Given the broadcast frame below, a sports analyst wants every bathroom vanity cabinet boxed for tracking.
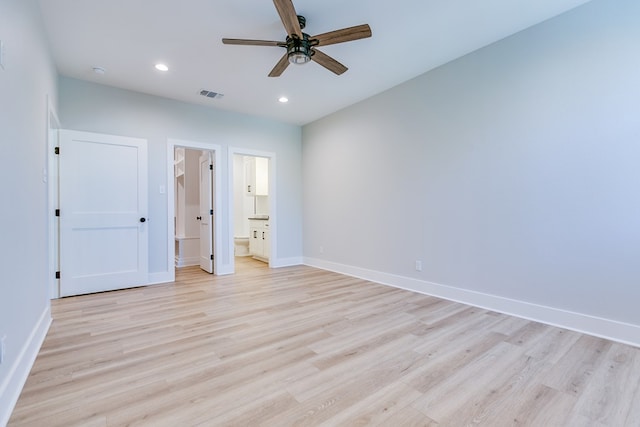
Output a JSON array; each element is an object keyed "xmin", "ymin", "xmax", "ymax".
[{"xmin": 249, "ymin": 218, "xmax": 270, "ymax": 261}]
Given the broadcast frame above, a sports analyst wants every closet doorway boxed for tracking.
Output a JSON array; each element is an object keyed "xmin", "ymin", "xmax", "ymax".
[{"xmin": 168, "ymin": 140, "xmax": 222, "ymax": 278}]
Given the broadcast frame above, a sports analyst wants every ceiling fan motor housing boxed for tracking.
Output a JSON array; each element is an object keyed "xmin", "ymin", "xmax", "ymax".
[{"xmin": 286, "ymin": 32, "xmax": 316, "ymax": 64}]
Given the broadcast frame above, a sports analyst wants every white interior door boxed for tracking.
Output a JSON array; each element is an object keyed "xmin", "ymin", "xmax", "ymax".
[
  {"xmin": 59, "ymin": 130, "xmax": 148, "ymax": 297},
  {"xmin": 199, "ymin": 152, "xmax": 214, "ymax": 273}
]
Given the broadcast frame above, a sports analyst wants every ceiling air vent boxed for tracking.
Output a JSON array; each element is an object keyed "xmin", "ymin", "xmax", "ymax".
[{"xmin": 199, "ymin": 89, "xmax": 224, "ymax": 100}]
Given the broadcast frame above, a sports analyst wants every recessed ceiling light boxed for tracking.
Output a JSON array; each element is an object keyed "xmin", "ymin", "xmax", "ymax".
[
  {"xmin": 278, "ymin": 97, "xmax": 289, "ymax": 103},
  {"xmin": 155, "ymin": 63, "xmax": 169, "ymax": 71},
  {"xmin": 92, "ymin": 66, "xmax": 106, "ymax": 75}
]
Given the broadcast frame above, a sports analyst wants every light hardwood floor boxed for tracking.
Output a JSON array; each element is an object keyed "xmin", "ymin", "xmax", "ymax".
[{"xmin": 9, "ymin": 258, "xmax": 640, "ymax": 426}]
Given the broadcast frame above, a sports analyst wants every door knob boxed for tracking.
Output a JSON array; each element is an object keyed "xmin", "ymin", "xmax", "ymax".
[{"xmin": 139, "ymin": 218, "xmax": 146, "ymax": 223}]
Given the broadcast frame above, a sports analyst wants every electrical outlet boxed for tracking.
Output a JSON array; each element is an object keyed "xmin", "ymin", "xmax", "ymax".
[
  {"xmin": 415, "ymin": 260, "xmax": 423, "ymax": 271},
  {"xmin": 0, "ymin": 335, "xmax": 6, "ymax": 364}
]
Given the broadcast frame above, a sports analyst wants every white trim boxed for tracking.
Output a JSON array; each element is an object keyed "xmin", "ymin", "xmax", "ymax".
[
  {"xmin": 228, "ymin": 148, "xmax": 277, "ymax": 273},
  {"xmin": 216, "ymin": 265, "xmax": 234, "ymax": 276},
  {"xmin": 270, "ymin": 257, "xmax": 303, "ymax": 268},
  {"xmin": 304, "ymin": 257, "xmax": 640, "ymax": 348},
  {"xmin": 0, "ymin": 306, "xmax": 51, "ymax": 427},
  {"xmin": 147, "ymin": 272, "xmax": 173, "ymax": 285},
  {"xmin": 167, "ymin": 139, "xmax": 224, "ymax": 280}
]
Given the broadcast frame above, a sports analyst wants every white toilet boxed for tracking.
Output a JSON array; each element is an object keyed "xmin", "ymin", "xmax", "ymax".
[{"xmin": 234, "ymin": 236, "xmax": 250, "ymax": 256}]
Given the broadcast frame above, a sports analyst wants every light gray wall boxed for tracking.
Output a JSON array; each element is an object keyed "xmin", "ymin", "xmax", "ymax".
[
  {"xmin": 0, "ymin": 0, "xmax": 58, "ymax": 421},
  {"xmin": 302, "ymin": 0, "xmax": 640, "ymax": 328},
  {"xmin": 58, "ymin": 77, "xmax": 303, "ymax": 275}
]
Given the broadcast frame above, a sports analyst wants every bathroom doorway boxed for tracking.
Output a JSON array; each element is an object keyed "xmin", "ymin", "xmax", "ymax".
[{"xmin": 230, "ymin": 148, "xmax": 275, "ymax": 273}]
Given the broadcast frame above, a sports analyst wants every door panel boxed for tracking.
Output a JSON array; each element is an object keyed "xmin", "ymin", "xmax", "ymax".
[
  {"xmin": 199, "ymin": 152, "xmax": 214, "ymax": 273},
  {"xmin": 59, "ymin": 130, "xmax": 148, "ymax": 297}
]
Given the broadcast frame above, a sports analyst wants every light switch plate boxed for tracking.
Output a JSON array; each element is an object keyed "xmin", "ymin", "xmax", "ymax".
[
  {"xmin": 0, "ymin": 40, "xmax": 5, "ymax": 70},
  {"xmin": 0, "ymin": 335, "xmax": 6, "ymax": 364}
]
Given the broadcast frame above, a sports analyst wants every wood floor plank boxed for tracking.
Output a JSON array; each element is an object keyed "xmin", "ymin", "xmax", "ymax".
[
  {"xmin": 8, "ymin": 257, "xmax": 640, "ymax": 426},
  {"xmin": 565, "ymin": 343, "xmax": 640, "ymax": 425},
  {"xmin": 542, "ymin": 334, "xmax": 613, "ymax": 396},
  {"xmin": 410, "ymin": 340, "xmax": 527, "ymax": 420},
  {"xmin": 317, "ymin": 381, "xmax": 422, "ymax": 426},
  {"xmin": 268, "ymin": 350, "xmax": 426, "ymax": 426},
  {"xmin": 287, "ymin": 334, "xmax": 423, "ymax": 403}
]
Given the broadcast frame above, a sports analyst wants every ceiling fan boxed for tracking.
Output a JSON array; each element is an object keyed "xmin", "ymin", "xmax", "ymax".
[{"xmin": 222, "ymin": 0, "xmax": 372, "ymax": 77}]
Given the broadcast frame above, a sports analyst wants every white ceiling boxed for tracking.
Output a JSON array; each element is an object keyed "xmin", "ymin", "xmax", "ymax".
[{"xmin": 39, "ymin": 0, "xmax": 592, "ymax": 125}]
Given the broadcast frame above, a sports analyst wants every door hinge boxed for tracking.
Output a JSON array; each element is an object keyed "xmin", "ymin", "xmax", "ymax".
[
  {"xmin": 210, "ymin": 254, "xmax": 213, "ymax": 260},
  {"xmin": 209, "ymin": 164, "xmax": 213, "ymax": 170},
  {"xmin": 210, "ymin": 209, "xmax": 213, "ymax": 215},
  {"xmin": 55, "ymin": 209, "xmax": 60, "ymax": 217},
  {"xmin": 55, "ymin": 271, "xmax": 61, "ymax": 279},
  {"xmin": 54, "ymin": 147, "xmax": 60, "ymax": 155}
]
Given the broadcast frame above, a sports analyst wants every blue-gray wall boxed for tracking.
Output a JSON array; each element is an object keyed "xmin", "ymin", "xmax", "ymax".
[
  {"xmin": 58, "ymin": 77, "xmax": 303, "ymax": 276},
  {"xmin": 0, "ymin": 0, "xmax": 58, "ymax": 423},
  {"xmin": 303, "ymin": 0, "xmax": 640, "ymax": 342}
]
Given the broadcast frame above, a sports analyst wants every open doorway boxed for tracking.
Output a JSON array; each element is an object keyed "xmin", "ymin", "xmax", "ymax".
[
  {"xmin": 232, "ymin": 154, "xmax": 270, "ymax": 270},
  {"xmin": 174, "ymin": 147, "xmax": 215, "ymax": 272},
  {"xmin": 167, "ymin": 140, "xmax": 222, "ymax": 281},
  {"xmin": 229, "ymin": 148, "xmax": 276, "ymax": 274}
]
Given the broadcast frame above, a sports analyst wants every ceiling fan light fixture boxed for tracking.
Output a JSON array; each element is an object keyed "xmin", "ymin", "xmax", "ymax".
[
  {"xmin": 286, "ymin": 34, "xmax": 312, "ymax": 65},
  {"xmin": 288, "ymin": 50, "xmax": 311, "ymax": 65}
]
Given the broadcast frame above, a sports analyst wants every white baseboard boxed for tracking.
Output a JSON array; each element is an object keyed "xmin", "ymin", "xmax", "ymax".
[
  {"xmin": 304, "ymin": 257, "xmax": 640, "ymax": 348},
  {"xmin": 174, "ymin": 256, "xmax": 200, "ymax": 268},
  {"xmin": 271, "ymin": 256, "xmax": 303, "ymax": 268},
  {"xmin": 216, "ymin": 264, "xmax": 234, "ymax": 275},
  {"xmin": 0, "ymin": 305, "xmax": 52, "ymax": 427},
  {"xmin": 148, "ymin": 271, "xmax": 174, "ymax": 285}
]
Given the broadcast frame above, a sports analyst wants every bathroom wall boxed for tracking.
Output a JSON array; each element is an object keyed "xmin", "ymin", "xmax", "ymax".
[
  {"xmin": 233, "ymin": 155, "xmax": 255, "ymax": 238},
  {"xmin": 256, "ymin": 195, "xmax": 269, "ymax": 216}
]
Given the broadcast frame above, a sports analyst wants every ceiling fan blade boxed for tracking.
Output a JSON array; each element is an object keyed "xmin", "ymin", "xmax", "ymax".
[
  {"xmin": 312, "ymin": 24, "xmax": 372, "ymax": 47},
  {"xmin": 268, "ymin": 53, "xmax": 290, "ymax": 77},
  {"xmin": 273, "ymin": 0, "xmax": 302, "ymax": 39},
  {"xmin": 311, "ymin": 49, "xmax": 348, "ymax": 75},
  {"xmin": 222, "ymin": 38, "xmax": 286, "ymax": 47}
]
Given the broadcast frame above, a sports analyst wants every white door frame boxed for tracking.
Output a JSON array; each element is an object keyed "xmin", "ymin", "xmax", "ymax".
[
  {"xmin": 228, "ymin": 147, "xmax": 276, "ymax": 273},
  {"xmin": 46, "ymin": 96, "xmax": 61, "ymax": 299},
  {"xmin": 167, "ymin": 139, "xmax": 222, "ymax": 281}
]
